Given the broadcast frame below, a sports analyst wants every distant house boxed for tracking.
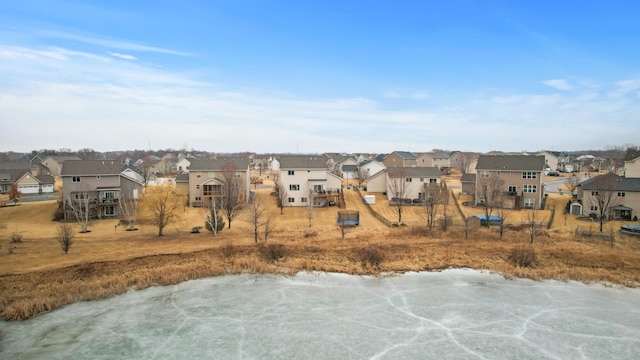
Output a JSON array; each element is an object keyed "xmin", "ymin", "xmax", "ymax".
[
  {"xmin": 417, "ymin": 152, "xmax": 450, "ymax": 169},
  {"xmin": 150, "ymin": 158, "xmax": 177, "ymax": 175},
  {"xmin": 449, "ymin": 152, "xmax": 479, "ymax": 174},
  {"xmin": 0, "ymin": 163, "xmax": 55, "ymax": 194},
  {"xmin": 61, "ymin": 160, "xmax": 144, "ymax": 219},
  {"xmin": 382, "ymin": 151, "xmax": 417, "ymax": 168},
  {"xmin": 175, "ymin": 173, "xmax": 189, "ymax": 196},
  {"xmin": 386, "ymin": 166, "xmax": 441, "ymax": 201},
  {"xmin": 41, "ymin": 155, "xmax": 81, "ymax": 177},
  {"xmin": 186, "ymin": 158, "xmax": 251, "ymax": 208},
  {"xmin": 577, "ymin": 172, "xmax": 640, "ymax": 220},
  {"xmin": 365, "ymin": 169, "xmax": 387, "ymax": 193},
  {"xmin": 537, "ymin": 151, "xmax": 561, "ymax": 171},
  {"xmin": 360, "ymin": 160, "xmax": 386, "ymax": 179},
  {"xmin": 460, "ymin": 173, "xmax": 476, "ymax": 195},
  {"xmin": 624, "ymin": 148, "xmax": 640, "ymax": 178},
  {"xmin": 475, "ymin": 155, "xmax": 545, "ymax": 209},
  {"xmin": 278, "ymin": 155, "xmax": 342, "ymax": 207}
]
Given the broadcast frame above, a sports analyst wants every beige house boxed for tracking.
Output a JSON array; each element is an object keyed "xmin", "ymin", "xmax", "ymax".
[
  {"xmin": 449, "ymin": 152, "xmax": 479, "ymax": 174},
  {"xmin": 624, "ymin": 149, "xmax": 640, "ymax": 178},
  {"xmin": 365, "ymin": 169, "xmax": 387, "ymax": 193},
  {"xmin": 417, "ymin": 152, "xmax": 450, "ymax": 169},
  {"xmin": 537, "ymin": 151, "xmax": 561, "ymax": 171},
  {"xmin": 475, "ymin": 155, "xmax": 545, "ymax": 209},
  {"xmin": 576, "ymin": 172, "xmax": 640, "ymax": 220},
  {"xmin": 41, "ymin": 155, "xmax": 81, "ymax": 177},
  {"xmin": 61, "ymin": 160, "xmax": 144, "ymax": 219},
  {"xmin": 0, "ymin": 163, "xmax": 55, "ymax": 194},
  {"xmin": 187, "ymin": 158, "xmax": 251, "ymax": 208},
  {"xmin": 383, "ymin": 151, "xmax": 417, "ymax": 168},
  {"xmin": 278, "ymin": 155, "xmax": 342, "ymax": 207}
]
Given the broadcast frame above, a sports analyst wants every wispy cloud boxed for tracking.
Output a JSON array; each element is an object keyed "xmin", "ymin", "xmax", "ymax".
[
  {"xmin": 608, "ymin": 78, "xmax": 640, "ymax": 98},
  {"xmin": 108, "ymin": 52, "xmax": 137, "ymax": 61},
  {"xmin": 542, "ymin": 79, "xmax": 572, "ymax": 90},
  {"xmin": 383, "ymin": 91, "xmax": 430, "ymax": 99}
]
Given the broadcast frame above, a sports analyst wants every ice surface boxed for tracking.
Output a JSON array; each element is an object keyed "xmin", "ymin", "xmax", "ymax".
[{"xmin": 1, "ymin": 269, "xmax": 639, "ymax": 359}]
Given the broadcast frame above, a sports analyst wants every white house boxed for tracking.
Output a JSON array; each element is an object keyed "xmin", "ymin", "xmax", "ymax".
[{"xmin": 278, "ymin": 155, "xmax": 342, "ymax": 207}]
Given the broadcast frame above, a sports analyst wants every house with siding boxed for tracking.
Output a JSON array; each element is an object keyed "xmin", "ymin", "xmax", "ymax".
[
  {"xmin": 386, "ymin": 167, "xmax": 441, "ymax": 201},
  {"xmin": 41, "ymin": 155, "xmax": 82, "ymax": 177},
  {"xmin": 187, "ymin": 158, "xmax": 251, "ymax": 208},
  {"xmin": 624, "ymin": 148, "xmax": 640, "ymax": 178},
  {"xmin": 278, "ymin": 155, "xmax": 342, "ymax": 207},
  {"xmin": 576, "ymin": 172, "xmax": 640, "ymax": 220},
  {"xmin": 382, "ymin": 151, "xmax": 417, "ymax": 168},
  {"xmin": 417, "ymin": 152, "xmax": 450, "ymax": 169},
  {"xmin": 0, "ymin": 163, "xmax": 55, "ymax": 194},
  {"xmin": 449, "ymin": 152, "xmax": 479, "ymax": 174},
  {"xmin": 61, "ymin": 160, "xmax": 144, "ymax": 219},
  {"xmin": 474, "ymin": 155, "xmax": 545, "ymax": 209}
]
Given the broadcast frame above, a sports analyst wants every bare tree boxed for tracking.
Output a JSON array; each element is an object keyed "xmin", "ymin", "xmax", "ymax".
[
  {"xmin": 423, "ymin": 182, "xmax": 442, "ymax": 228},
  {"xmin": 274, "ymin": 178, "xmax": 289, "ymax": 215},
  {"xmin": 589, "ymin": 174, "xmax": 620, "ymax": 232},
  {"xmin": 246, "ymin": 194, "xmax": 266, "ymax": 243},
  {"xmin": 354, "ymin": 165, "xmax": 370, "ymax": 189},
  {"xmin": 118, "ymin": 189, "xmax": 139, "ymax": 231},
  {"xmin": 263, "ymin": 215, "xmax": 274, "ymax": 242},
  {"xmin": 8, "ymin": 184, "xmax": 22, "ymax": 205},
  {"xmin": 387, "ymin": 167, "xmax": 410, "ymax": 224},
  {"xmin": 495, "ymin": 195, "xmax": 511, "ymax": 240},
  {"xmin": 564, "ymin": 177, "xmax": 580, "ymax": 197},
  {"xmin": 439, "ymin": 182, "xmax": 451, "ymax": 232},
  {"xmin": 220, "ymin": 162, "xmax": 245, "ymax": 229},
  {"xmin": 65, "ymin": 189, "xmax": 91, "ymax": 233},
  {"xmin": 57, "ymin": 223, "xmax": 75, "ymax": 254},
  {"xmin": 205, "ymin": 199, "xmax": 224, "ymax": 235},
  {"xmin": 144, "ymin": 184, "xmax": 180, "ymax": 236},
  {"xmin": 526, "ymin": 208, "xmax": 544, "ymax": 244},
  {"xmin": 138, "ymin": 157, "xmax": 154, "ymax": 186},
  {"xmin": 476, "ymin": 173, "xmax": 505, "ymax": 228},
  {"xmin": 307, "ymin": 188, "xmax": 314, "ymax": 228}
]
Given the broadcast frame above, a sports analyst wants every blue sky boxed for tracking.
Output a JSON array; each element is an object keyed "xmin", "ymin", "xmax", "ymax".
[{"xmin": 1, "ymin": 1, "xmax": 639, "ymax": 154}]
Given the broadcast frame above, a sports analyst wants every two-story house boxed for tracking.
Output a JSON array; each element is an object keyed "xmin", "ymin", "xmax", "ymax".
[
  {"xmin": 0, "ymin": 163, "xmax": 55, "ymax": 194},
  {"xmin": 624, "ymin": 148, "xmax": 640, "ymax": 178},
  {"xmin": 278, "ymin": 155, "xmax": 342, "ymax": 207},
  {"xmin": 61, "ymin": 160, "xmax": 144, "ymax": 218},
  {"xmin": 449, "ymin": 151, "xmax": 479, "ymax": 174},
  {"xmin": 41, "ymin": 155, "xmax": 82, "ymax": 177},
  {"xmin": 417, "ymin": 152, "xmax": 451, "ymax": 169},
  {"xmin": 383, "ymin": 151, "xmax": 418, "ymax": 168},
  {"xmin": 576, "ymin": 172, "xmax": 640, "ymax": 220},
  {"xmin": 187, "ymin": 158, "xmax": 251, "ymax": 208},
  {"xmin": 386, "ymin": 167, "xmax": 441, "ymax": 201},
  {"xmin": 474, "ymin": 155, "xmax": 545, "ymax": 209}
]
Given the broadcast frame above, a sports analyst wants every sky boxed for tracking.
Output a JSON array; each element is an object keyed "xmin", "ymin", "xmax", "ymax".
[{"xmin": 1, "ymin": 1, "xmax": 639, "ymax": 154}]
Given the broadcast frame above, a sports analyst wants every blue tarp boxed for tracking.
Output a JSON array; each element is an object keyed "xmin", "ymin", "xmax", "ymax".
[{"xmin": 473, "ymin": 214, "xmax": 503, "ymax": 225}]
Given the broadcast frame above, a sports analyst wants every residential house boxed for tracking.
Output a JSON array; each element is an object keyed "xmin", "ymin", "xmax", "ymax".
[
  {"xmin": 61, "ymin": 160, "xmax": 144, "ymax": 218},
  {"xmin": 0, "ymin": 163, "xmax": 55, "ymax": 194},
  {"xmin": 365, "ymin": 170, "xmax": 387, "ymax": 193},
  {"xmin": 576, "ymin": 172, "xmax": 640, "ymax": 220},
  {"xmin": 474, "ymin": 155, "xmax": 545, "ymax": 209},
  {"xmin": 537, "ymin": 151, "xmax": 561, "ymax": 172},
  {"xmin": 417, "ymin": 152, "xmax": 450, "ymax": 169},
  {"xmin": 449, "ymin": 152, "xmax": 479, "ymax": 174},
  {"xmin": 278, "ymin": 155, "xmax": 342, "ymax": 207},
  {"xmin": 150, "ymin": 158, "xmax": 177, "ymax": 175},
  {"xmin": 330, "ymin": 155, "xmax": 358, "ymax": 174},
  {"xmin": 382, "ymin": 151, "xmax": 418, "ymax": 168},
  {"xmin": 41, "ymin": 155, "xmax": 82, "ymax": 177},
  {"xmin": 175, "ymin": 173, "xmax": 189, "ymax": 196},
  {"xmin": 360, "ymin": 160, "xmax": 386, "ymax": 180},
  {"xmin": 176, "ymin": 154, "xmax": 196, "ymax": 174},
  {"xmin": 186, "ymin": 158, "xmax": 251, "ymax": 208},
  {"xmin": 386, "ymin": 167, "xmax": 441, "ymax": 201},
  {"xmin": 460, "ymin": 173, "xmax": 476, "ymax": 195},
  {"xmin": 624, "ymin": 148, "xmax": 640, "ymax": 178}
]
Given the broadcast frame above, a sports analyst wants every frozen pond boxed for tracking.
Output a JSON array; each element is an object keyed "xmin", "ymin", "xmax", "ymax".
[{"xmin": 1, "ymin": 269, "xmax": 639, "ymax": 359}]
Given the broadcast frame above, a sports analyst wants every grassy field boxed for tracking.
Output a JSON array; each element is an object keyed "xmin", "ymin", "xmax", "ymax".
[{"xmin": 1, "ymin": 178, "xmax": 640, "ymax": 321}]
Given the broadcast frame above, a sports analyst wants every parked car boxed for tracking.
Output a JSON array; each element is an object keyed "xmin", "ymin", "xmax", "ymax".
[{"xmin": 547, "ymin": 171, "xmax": 560, "ymax": 176}]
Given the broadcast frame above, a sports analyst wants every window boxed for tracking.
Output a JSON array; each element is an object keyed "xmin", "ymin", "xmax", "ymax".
[
  {"xmin": 406, "ymin": 178, "xmax": 412, "ymax": 182},
  {"xmin": 290, "ymin": 184, "xmax": 300, "ymax": 191},
  {"xmin": 508, "ymin": 186, "xmax": 517, "ymax": 194},
  {"xmin": 72, "ymin": 176, "xmax": 80, "ymax": 183},
  {"xmin": 74, "ymin": 193, "xmax": 86, "ymax": 200},
  {"xmin": 208, "ymin": 171, "xmax": 215, "ymax": 177},
  {"xmin": 480, "ymin": 171, "xmax": 490, "ymax": 178},
  {"xmin": 496, "ymin": 171, "xmax": 501, "ymax": 176},
  {"xmin": 313, "ymin": 184, "xmax": 323, "ymax": 192},
  {"xmin": 103, "ymin": 191, "xmax": 115, "ymax": 199},
  {"xmin": 196, "ymin": 172, "xmax": 202, "ymax": 178},
  {"xmin": 524, "ymin": 198, "xmax": 535, "ymax": 208},
  {"xmin": 591, "ymin": 191, "xmax": 598, "ymax": 196},
  {"xmin": 420, "ymin": 177, "xmax": 424, "ymax": 182},
  {"xmin": 522, "ymin": 172, "xmax": 537, "ymax": 179},
  {"xmin": 196, "ymin": 185, "xmax": 200, "ymax": 190},
  {"xmin": 618, "ymin": 192, "xmax": 626, "ymax": 197},
  {"xmin": 103, "ymin": 206, "xmax": 115, "ymax": 216},
  {"xmin": 301, "ymin": 197, "xmax": 308, "ymax": 203},
  {"xmin": 510, "ymin": 172, "xmax": 514, "ymax": 176},
  {"xmin": 523, "ymin": 185, "xmax": 537, "ymax": 193},
  {"xmin": 429, "ymin": 178, "xmax": 438, "ymax": 184},
  {"xmin": 288, "ymin": 197, "xmax": 295, "ymax": 203},
  {"xmin": 195, "ymin": 196, "xmax": 202, "ymax": 201},
  {"xmin": 288, "ymin": 170, "xmax": 295, "ymax": 175},
  {"xmin": 590, "ymin": 205, "xmax": 598, "ymax": 211}
]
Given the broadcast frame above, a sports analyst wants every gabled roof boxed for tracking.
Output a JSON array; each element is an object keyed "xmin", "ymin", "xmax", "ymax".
[
  {"xmin": 375, "ymin": 154, "xmax": 388, "ymax": 162},
  {"xmin": 624, "ymin": 148, "xmax": 640, "ymax": 162},
  {"xmin": 175, "ymin": 173, "xmax": 189, "ymax": 183},
  {"xmin": 278, "ymin": 155, "xmax": 327, "ymax": 169},
  {"xmin": 0, "ymin": 162, "xmax": 32, "ymax": 170},
  {"xmin": 188, "ymin": 158, "xmax": 250, "ymax": 171},
  {"xmin": 43, "ymin": 155, "xmax": 82, "ymax": 162},
  {"xmin": 61, "ymin": 160, "xmax": 121, "ymax": 176},
  {"xmin": 201, "ymin": 178, "xmax": 225, "ymax": 186},
  {"xmin": 332, "ymin": 155, "xmax": 356, "ymax": 165},
  {"xmin": 476, "ymin": 155, "xmax": 545, "ymax": 171},
  {"xmin": 34, "ymin": 175, "xmax": 55, "ymax": 184},
  {"xmin": 387, "ymin": 166, "xmax": 441, "ymax": 178},
  {"xmin": 391, "ymin": 151, "xmax": 417, "ymax": 160},
  {"xmin": 461, "ymin": 173, "xmax": 476, "ymax": 183},
  {"xmin": 342, "ymin": 164, "xmax": 358, "ymax": 172},
  {"xmin": 0, "ymin": 168, "xmax": 30, "ymax": 184},
  {"xmin": 579, "ymin": 172, "xmax": 640, "ymax": 192},
  {"xmin": 422, "ymin": 152, "xmax": 450, "ymax": 159}
]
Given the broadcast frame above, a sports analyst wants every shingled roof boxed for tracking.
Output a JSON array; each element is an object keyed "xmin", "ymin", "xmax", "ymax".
[
  {"xmin": 387, "ymin": 166, "xmax": 441, "ymax": 178},
  {"xmin": 278, "ymin": 155, "xmax": 327, "ymax": 169},
  {"xmin": 188, "ymin": 158, "xmax": 250, "ymax": 171},
  {"xmin": 579, "ymin": 172, "xmax": 640, "ymax": 192},
  {"xmin": 476, "ymin": 155, "xmax": 545, "ymax": 171},
  {"xmin": 61, "ymin": 160, "xmax": 121, "ymax": 176}
]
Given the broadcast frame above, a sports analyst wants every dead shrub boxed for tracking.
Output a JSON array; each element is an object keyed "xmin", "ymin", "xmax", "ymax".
[
  {"xmin": 10, "ymin": 232, "xmax": 23, "ymax": 243},
  {"xmin": 508, "ymin": 246, "xmax": 537, "ymax": 268},
  {"xmin": 220, "ymin": 242, "xmax": 236, "ymax": 263},
  {"xmin": 303, "ymin": 230, "xmax": 317, "ymax": 238},
  {"xmin": 358, "ymin": 246, "xmax": 385, "ymax": 269},
  {"xmin": 258, "ymin": 243, "xmax": 286, "ymax": 263}
]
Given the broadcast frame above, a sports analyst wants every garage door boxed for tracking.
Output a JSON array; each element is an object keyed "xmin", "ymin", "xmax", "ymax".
[{"xmin": 18, "ymin": 185, "xmax": 39, "ymax": 194}]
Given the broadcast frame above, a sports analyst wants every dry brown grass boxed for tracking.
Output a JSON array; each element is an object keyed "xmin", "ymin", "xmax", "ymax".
[{"xmin": 1, "ymin": 186, "xmax": 640, "ymax": 320}]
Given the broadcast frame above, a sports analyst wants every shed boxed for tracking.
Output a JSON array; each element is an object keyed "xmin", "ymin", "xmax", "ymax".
[{"xmin": 364, "ymin": 195, "xmax": 376, "ymax": 204}]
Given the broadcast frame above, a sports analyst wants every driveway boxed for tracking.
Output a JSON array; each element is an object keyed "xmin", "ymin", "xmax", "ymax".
[
  {"xmin": 16, "ymin": 193, "xmax": 61, "ymax": 203},
  {"xmin": 543, "ymin": 176, "xmax": 587, "ymax": 194}
]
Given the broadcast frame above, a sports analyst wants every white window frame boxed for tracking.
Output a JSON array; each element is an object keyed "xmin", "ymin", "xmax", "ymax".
[
  {"xmin": 523, "ymin": 185, "xmax": 537, "ymax": 193},
  {"xmin": 289, "ymin": 184, "xmax": 300, "ymax": 191},
  {"xmin": 72, "ymin": 176, "xmax": 81, "ymax": 183}
]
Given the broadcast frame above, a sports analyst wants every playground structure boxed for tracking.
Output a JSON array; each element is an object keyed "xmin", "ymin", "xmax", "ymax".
[{"xmin": 337, "ymin": 210, "xmax": 360, "ymax": 226}]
